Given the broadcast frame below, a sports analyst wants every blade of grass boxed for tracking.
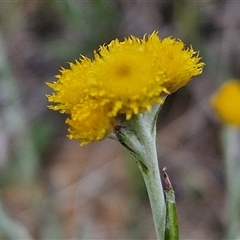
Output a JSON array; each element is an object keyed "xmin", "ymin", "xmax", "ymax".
[{"xmin": 162, "ymin": 167, "xmax": 179, "ymax": 240}]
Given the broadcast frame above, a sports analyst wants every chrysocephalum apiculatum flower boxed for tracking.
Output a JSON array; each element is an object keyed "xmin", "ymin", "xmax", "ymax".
[
  {"xmin": 211, "ymin": 79, "xmax": 240, "ymax": 127},
  {"xmin": 46, "ymin": 32, "xmax": 204, "ymax": 145}
]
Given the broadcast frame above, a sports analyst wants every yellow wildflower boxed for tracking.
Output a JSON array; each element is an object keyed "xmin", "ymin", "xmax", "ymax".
[
  {"xmin": 211, "ymin": 79, "xmax": 240, "ymax": 127},
  {"xmin": 46, "ymin": 32, "xmax": 204, "ymax": 145},
  {"xmin": 92, "ymin": 34, "xmax": 167, "ymax": 119}
]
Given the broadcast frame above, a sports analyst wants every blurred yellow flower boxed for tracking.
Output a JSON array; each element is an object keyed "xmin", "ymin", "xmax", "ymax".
[
  {"xmin": 211, "ymin": 79, "xmax": 240, "ymax": 127},
  {"xmin": 46, "ymin": 32, "xmax": 204, "ymax": 145}
]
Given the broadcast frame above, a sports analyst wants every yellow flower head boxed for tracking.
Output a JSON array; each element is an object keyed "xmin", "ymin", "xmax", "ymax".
[
  {"xmin": 46, "ymin": 32, "xmax": 204, "ymax": 145},
  {"xmin": 211, "ymin": 79, "xmax": 240, "ymax": 127}
]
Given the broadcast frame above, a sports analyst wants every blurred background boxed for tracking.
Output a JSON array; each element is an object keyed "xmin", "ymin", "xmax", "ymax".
[{"xmin": 0, "ymin": 1, "xmax": 240, "ymax": 239}]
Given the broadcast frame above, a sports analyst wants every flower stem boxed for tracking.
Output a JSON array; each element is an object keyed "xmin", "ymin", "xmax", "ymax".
[
  {"xmin": 222, "ymin": 126, "xmax": 240, "ymax": 239},
  {"xmin": 136, "ymin": 150, "xmax": 166, "ymax": 240},
  {"xmin": 115, "ymin": 104, "xmax": 166, "ymax": 240}
]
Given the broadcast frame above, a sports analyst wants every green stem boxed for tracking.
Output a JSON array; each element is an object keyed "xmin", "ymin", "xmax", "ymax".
[
  {"xmin": 137, "ymin": 151, "xmax": 166, "ymax": 240},
  {"xmin": 222, "ymin": 126, "xmax": 240, "ymax": 239},
  {"xmin": 115, "ymin": 104, "xmax": 166, "ymax": 240}
]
